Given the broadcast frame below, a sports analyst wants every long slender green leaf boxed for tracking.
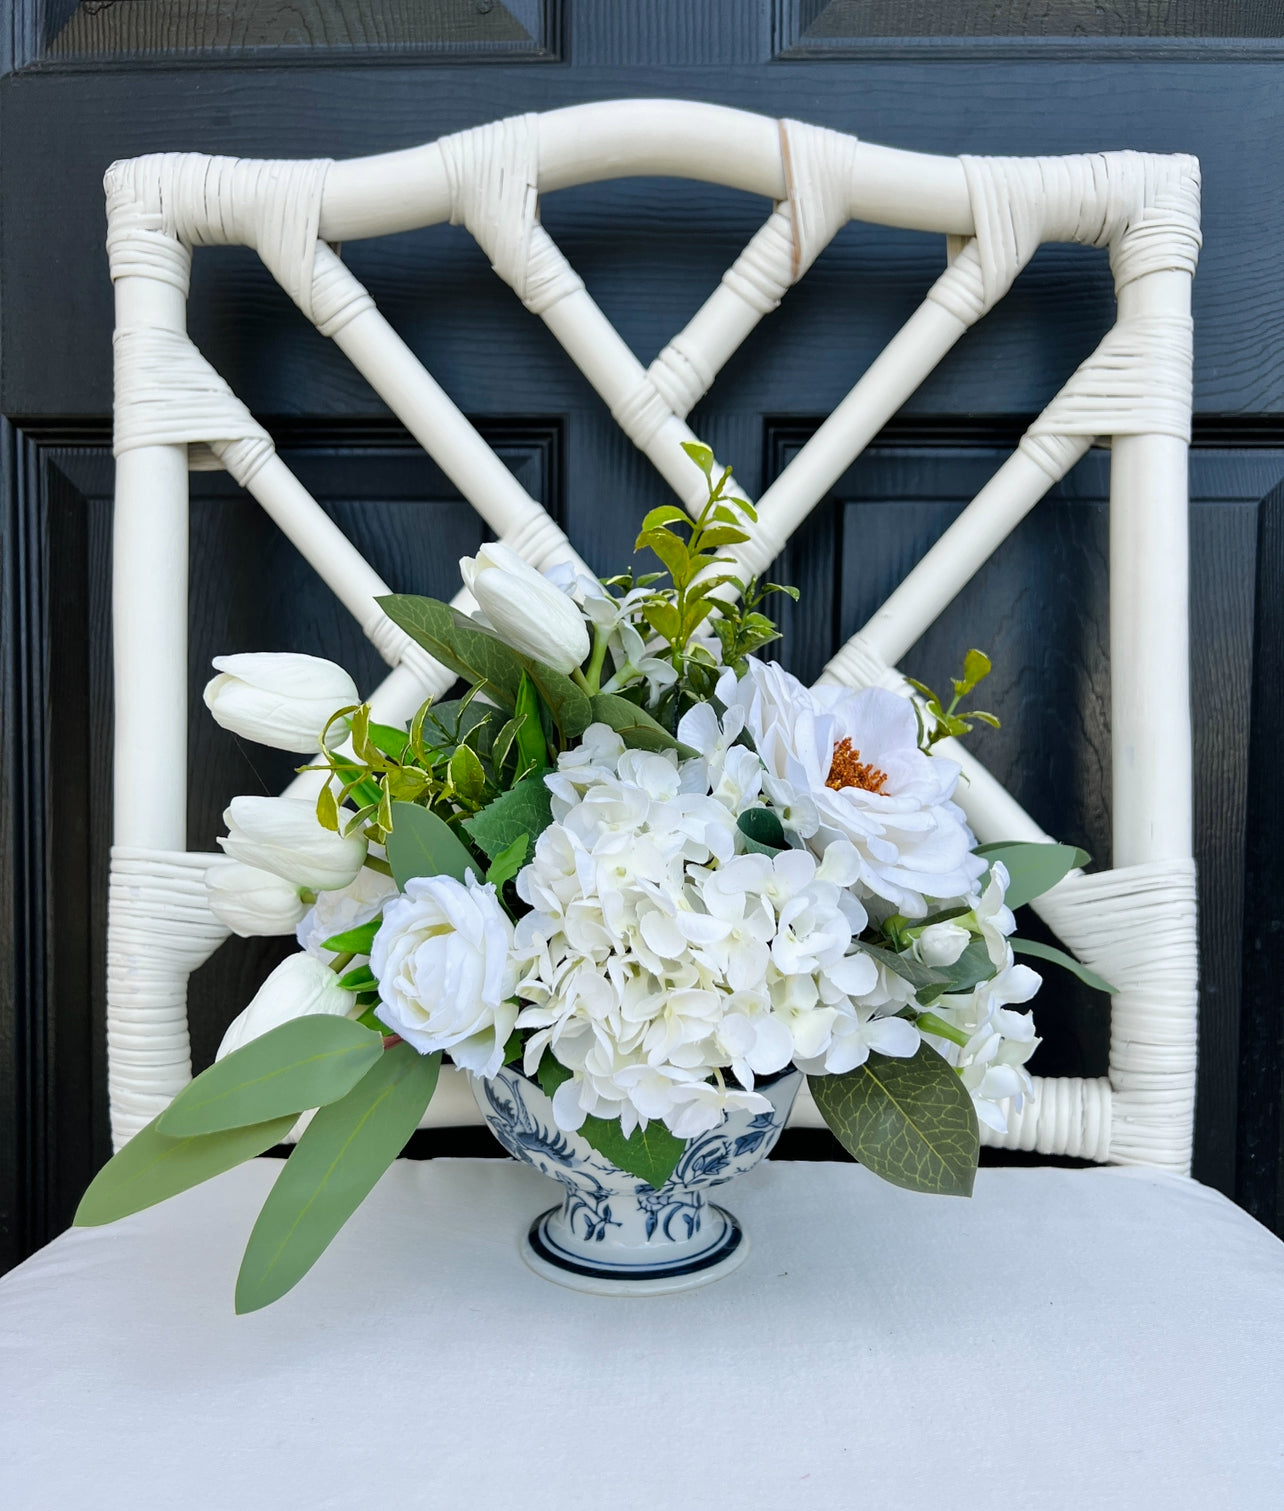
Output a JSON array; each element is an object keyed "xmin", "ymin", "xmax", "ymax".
[
  {"xmin": 518, "ymin": 659, "xmax": 593, "ymax": 741},
  {"xmin": 235, "ymin": 1045, "xmax": 441, "ymax": 1313},
  {"xmin": 320, "ymin": 918, "xmax": 381, "ymax": 956},
  {"xmin": 75, "ymin": 1113, "xmax": 297, "ymax": 1227},
  {"xmin": 375, "ymin": 594, "xmax": 522, "ymax": 709},
  {"xmin": 1012, "ymin": 937, "xmax": 1117, "ymax": 995},
  {"xmin": 158, "ymin": 1017, "xmax": 383, "ymax": 1137},
  {"xmin": 973, "ymin": 841, "xmax": 1090, "ymax": 909},
  {"xmin": 590, "ymin": 693, "xmax": 698, "ymax": 758},
  {"xmin": 385, "ymin": 800, "xmax": 480, "ymax": 888},
  {"xmin": 809, "ymin": 1044, "xmax": 979, "ymax": 1197}
]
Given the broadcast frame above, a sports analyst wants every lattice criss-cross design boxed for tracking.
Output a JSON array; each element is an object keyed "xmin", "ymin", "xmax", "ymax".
[{"xmin": 104, "ymin": 102, "xmax": 1201, "ymax": 1171}]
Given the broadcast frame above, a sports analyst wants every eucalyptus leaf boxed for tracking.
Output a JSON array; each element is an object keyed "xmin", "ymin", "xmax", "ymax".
[
  {"xmin": 589, "ymin": 693, "xmax": 698, "ymax": 758},
  {"xmin": 736, "ymin": 807, "xmax": 786, "ymax": 855},
  {"xmin": 234, "ymin": 1044, "xmax": 441, "ymax": 1313},
  {"xmin": 375, "ymin": 595, "xmax": 522, "ymax": 709},
  {"xmin": 809, "ymin": 1044, "xmax": 979, "ymax": 1197},
  {"xmin": 385, "ymin": 800, "xmax": 480, "ymax": 889},
  {"xmin": 463, "ymin": 777, "xmax": 553, "ymax": 861},
  {"xmin": 973, "ymin": 841, "xmax": 1090, "ymax": 909},
  {"xmin": 75, "ymin": 1113, "xmax": 297, "ymax": 1227},
  {"xmin": 158, "ymin": 1016, "xmax": 384, "ymax": 1137},
  {"xmin": 1011, "ymin": 937, "xmax": 1117, "ymax": 995}
]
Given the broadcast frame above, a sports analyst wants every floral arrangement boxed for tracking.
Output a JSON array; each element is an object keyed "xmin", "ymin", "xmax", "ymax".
[{"xmin": 78, "ymin": 446, "xmax": 1108, "ymax": 1310}]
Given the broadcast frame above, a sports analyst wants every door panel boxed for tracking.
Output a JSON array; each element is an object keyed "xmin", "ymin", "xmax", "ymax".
[{"xmin": 3, "ymin": 2, "xmax": 1282, "ymax": 1269}]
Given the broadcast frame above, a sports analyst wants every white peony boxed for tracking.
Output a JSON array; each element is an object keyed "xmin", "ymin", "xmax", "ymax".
[
  {"xmin": 206, "ymin": 858, "xmax": 308, "ymax": 937},
  {"xmin": 460, "ymin": 542, "xmax": 591, "ymax": 674},
  {"xmin": 216, "ymin": 953, "xmax": 357, "ymax": 1060},
  {"xmin": 203, "ymin": 652, "xmax": 358, "ymax": 753},
  {"xmin": 371, "ymin": 873, "xmax": 519, "ymax": 1078},
  {"xmin": 717, "ymin": 659, "xmax": 985, "ymax": 916},
  {"xmin": 219, "ymin": 795, "xmax": 368, "ymax": 892}
]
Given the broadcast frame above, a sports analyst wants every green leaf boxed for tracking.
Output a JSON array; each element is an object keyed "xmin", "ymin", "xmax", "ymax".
[
  {"xmin": 375, "ymin": 595, "xmax": 522, "ymax": 709},
  {"xmin": 636, "ymin": 528, "xmax": 692, "ymax": 587},
  {"xmin": 385, "ymin": 800, "xmax": 480, "ymax": 888},
  {"xmin": 320, "ymin": 918, "xmax": 381, "ymax": 956},
  {"xmin": 75, "ymin": 1112, "xmax": 297, "ymax": 1226},
  {"xmin": 536, "ymin": 1051, "xmax": 573, "ymax": 1099},
  {"xmin": 464, "ymin": 777, "xmax": 553, "ymax": 861},
  {"xmin": 973, "ymin": 841, "xmax": 1090, "ymax": 909},
  {"xmin": 234, "ymin": 1044, "xmax": 441, "ymax": 1313},
  {"xmin": 338, "ymin": 965, "xmax": 377, "ymax": 992},
  {"xmin": 954, "ymin": 648, "xmax": 992, "ymax": 698},
  {"xmin": 850, "ymin": 939, "xmax": 945, "ymax": 993},
  {"xmin": 578, "ymin": 1115, "xmax": 686, "ymax": 1190},
  {"xmin": 681, "ymin": 440, "xmax": 715, "ymax": 477},
  {"xmin": 810, "ymin": 1044, "xmax": 979, "ymax": 1197},
  {"xmin": 914, "ymin": 937, "xmax": 996, "ymax": 1006},
  {"xmin": 485, "ymin": 833, "xmax": 529, "ymax": 888},
  {"xmin": 641, "ymin": 602, "xmax": 682, "ymax": 644},
  {"xmin": 1011, "ymin": 937, "xmax": 1117, "ymax": 995},
  {"xmin": 518, "ymin": 660, "xmax": 592, "ymax": 741},
  {"xmin": 736, "ymin": 807, "xmax": 786, "ymax": 855},
  {"xmin": 641, "ymin": 505, "xmax": 690, "ymax": 531},
  {"xmin": 157, "ymin": 1016, "xmax": 382, "ymax": 1138},
  {"xmin": 502, "ymin": 1029, "xmax": 524, "ymax": 1066},
  {"xmin": 589, "ymin": 693, "xmax": 697, "ymax": 758},
  {"xmin": 447, "ymin": 741, "xmax": 487, "ymax": 801},
  {"xmin": 696, "ymin": 525, "xmax": 750, "ymax": 549},
  {"xmin": 367, "ymin": 721, "xmax": 409, "ymax": 760}
]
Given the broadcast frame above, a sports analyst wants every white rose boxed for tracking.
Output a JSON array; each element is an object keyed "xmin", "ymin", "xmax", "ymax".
[
  {"xmin": 296, "ymin": 861, "xmax": 399, "ymax": 959},
  {"xmin": 219, "ymin": 795, "xmax": 367, "ymax": 891},
  {"xmin": 202, "ymin": 652, "xmax": 359, "ymax": 753},
  {"xmin": 459, "ymin": 541, "xmax": 591, "ymax": 674},
  {"xmin": 206, "ymin": 858, "xmax": 308, "ymax": 937},
  {"xmin": 370, "ymin": 873, "xmax": 519, "ymax": 1077},
  {"xmin": 216, "ymin": 953, "xmax": 357, "ymax": 1060}
]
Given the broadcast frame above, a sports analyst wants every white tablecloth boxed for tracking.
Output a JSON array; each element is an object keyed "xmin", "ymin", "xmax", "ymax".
[{"xmin": 1, "ymin": 1158, "xmax": 1281, "ymax": 1510}]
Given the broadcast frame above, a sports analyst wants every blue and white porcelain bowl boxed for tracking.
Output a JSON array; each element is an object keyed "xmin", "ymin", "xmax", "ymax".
[{"xmin": 471, "ymin": 1064, "xmax": 803, "ymax": 1295}]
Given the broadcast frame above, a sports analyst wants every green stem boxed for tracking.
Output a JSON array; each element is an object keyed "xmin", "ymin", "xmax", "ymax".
[
  {"xmin": 571, "ymin": 666, "xmax": 593, "ymax": 695},
  {"xmin": 328, "ymin": 951, "xmax": 355, "ymax": 975},
  {"xmin": 363, "ymin": 855, "xmax": 394, "ymax": 878},
  {"xmin": 915, "ymin": 1011, "xmax": 971, "ymax": 1049},
  {"xmin": 582, "ymin": 626, "xmax": 611, "ymax": 696}
]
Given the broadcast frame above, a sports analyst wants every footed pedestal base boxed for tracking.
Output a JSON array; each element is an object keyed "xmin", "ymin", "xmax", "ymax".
[{"xmin": 523, "ymin": 1204, "xmax": 748, "ymax": 1296}]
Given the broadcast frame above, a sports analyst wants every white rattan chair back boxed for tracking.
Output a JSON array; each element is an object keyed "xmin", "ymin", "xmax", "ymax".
[{"xmin": 105, "ymin": 101, "xmax": 1200, "ymax": 1170}]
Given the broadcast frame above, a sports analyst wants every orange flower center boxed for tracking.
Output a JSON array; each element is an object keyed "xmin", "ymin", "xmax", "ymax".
[{"xmin": 825, "ymin": 737, "xmax": 889, "ymax": 794}]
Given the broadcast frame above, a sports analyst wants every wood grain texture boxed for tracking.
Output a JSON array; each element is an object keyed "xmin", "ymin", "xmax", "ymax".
[
  {"xmin": 787, "ymin": 0, "xmax": 1284, "ymax": 41},
  {"xmin": 45, "ymin": 0, "xmax": 557, "ymax": 61}
]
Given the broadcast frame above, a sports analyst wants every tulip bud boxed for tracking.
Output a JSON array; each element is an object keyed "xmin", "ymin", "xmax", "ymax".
[
  {"xmin": 216, "ymin": 954, "xmax": 357, "ymax": 1061},
  {"xmin": 459, "ymin": 542, "xmax": 591, "ymax": 675},
  {"xmin": 914, "ymin": 920, "xmax": 971, "ymax": 968},
  {"xmin": 203, "ymin": 652, "xmax": 359, "ymax": 753},
  {"xmin": 206, "ymin": 858, "xmax": 309, "ymax": 937},
  {"xmin": 219, "ymin": 795, "xmax": 367, "ymax": 891}
]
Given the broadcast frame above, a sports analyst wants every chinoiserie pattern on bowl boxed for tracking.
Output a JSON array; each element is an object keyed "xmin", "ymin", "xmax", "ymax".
[{"xmin": 471, "ymin": 1064, "xmax": 803, "ymax": 1295}]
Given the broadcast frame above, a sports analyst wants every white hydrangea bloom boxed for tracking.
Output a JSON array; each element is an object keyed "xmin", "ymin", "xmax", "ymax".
[
  {"xmin": 513, "ymin": 726, "xmax": 916, "ymax": 1139},
  {"xmin": 717, "ymin": 659, "xmax": 985, "ymax": 917},
  {"xmin": 296, "ymin": 854, "xmax": 399, "ymax": 960}
]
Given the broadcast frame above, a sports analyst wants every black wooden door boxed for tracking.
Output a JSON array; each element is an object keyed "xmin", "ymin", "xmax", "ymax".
[{"xmin": 4, "ymin": 1, "xmax": 1283, "ymax": 1274}]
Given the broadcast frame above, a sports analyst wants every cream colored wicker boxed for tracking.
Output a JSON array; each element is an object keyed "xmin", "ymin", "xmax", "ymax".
[{"xmin": 105, "ymin": 102, "xmax": 1201, "ymax": 1173}]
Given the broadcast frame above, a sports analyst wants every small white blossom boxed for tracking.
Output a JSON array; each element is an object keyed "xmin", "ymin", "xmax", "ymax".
[{"xmin": 296, "ymin": 859, "xmax": 399, "ymax": 960}]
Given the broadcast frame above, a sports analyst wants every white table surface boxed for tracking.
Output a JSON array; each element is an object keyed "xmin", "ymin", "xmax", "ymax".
[{"xmin": 1, "ymin": 1157, "xmax": 1281, "ymax": 1510}]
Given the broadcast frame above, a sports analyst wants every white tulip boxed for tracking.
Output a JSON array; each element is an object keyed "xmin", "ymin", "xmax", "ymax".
[
  {"xmin": 203, "ymin": 652, "xmax": 359, "ymax": 753},
  {"xmin": 459, "ymin": 542, "xmax": 591, "ymax": 674},
  {"xmin": 215, "ymin": 953, "xmax": 358, "ymax": 1061},
  {"xmin": 219, "ymin": 795, "xmax": 367, "ymax": 891},
  {"xmin": 206, "ymin": 858, "xmax": 308, "ymax": 937}
]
